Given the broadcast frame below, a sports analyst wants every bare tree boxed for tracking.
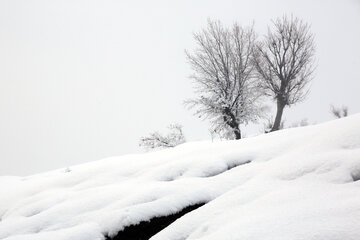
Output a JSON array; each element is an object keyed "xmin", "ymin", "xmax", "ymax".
[
  {"xmin": 253, "ymin": 15, "xmax": 316, "ymax": 132},
  {"xmin": 186, "ymin": 20, "xmax": 263, "ymax": 140},
  {"xmin": 330, "ymin": 105, "xmax": 348, "ymax": 119},
  {"xmin": 139, "ymin": 124, "xmax": 185, "ymax": 150}
]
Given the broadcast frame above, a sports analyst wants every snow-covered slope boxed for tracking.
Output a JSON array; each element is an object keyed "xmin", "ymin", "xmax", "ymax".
[{"xmin": 1, "ymin": 115, "xmax": 360, "ymax": 240}]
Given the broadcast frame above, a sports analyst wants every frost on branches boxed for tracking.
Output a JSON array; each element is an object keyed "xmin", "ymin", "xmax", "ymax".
[
  {"xmin": 185, "ymin": 20, "xmax": 263, "ymax": 140},
  {"xmin": 139, "ymin": 124, "xmax": 185, "ymax": 150}
]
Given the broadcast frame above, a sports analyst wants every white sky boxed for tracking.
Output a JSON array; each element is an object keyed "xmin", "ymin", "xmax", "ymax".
[{"xmin": 0, "ymin": 0, "xmax": 359, "ymax": 176}]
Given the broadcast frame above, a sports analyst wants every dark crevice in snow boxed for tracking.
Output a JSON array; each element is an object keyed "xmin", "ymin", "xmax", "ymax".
[
  {"xmin": 227, "ymin": 159, "xmax": 252, "ymax": 170},
  {"xmin": 351, "ymin": 171, "xmax": 360, "ymax": 182},
  {"xmin": 105, "ymin": 202, "xmax": 206, "ymax": 240},
  {"xmin": 204, "ymin": 160, "xmax": 252, "ymax": 178}
]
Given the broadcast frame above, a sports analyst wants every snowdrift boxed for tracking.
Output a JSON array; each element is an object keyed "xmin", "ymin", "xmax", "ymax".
[{"xmin": 1, "ymin": 115, "xmax": 360, "ymax": 240}]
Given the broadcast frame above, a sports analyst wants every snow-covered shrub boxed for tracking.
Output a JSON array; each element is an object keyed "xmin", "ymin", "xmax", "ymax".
[
  {"xmin": 290, "ymin": 118, "xmax": 309, "ymax": 128},
  {"xmin": 263, "ymin": 116, "xmax": 285, "ymax": 133},
  {"xmin": 330, "ymin": 105, "xmax": 348, "ymax": 119},
  {"xmin": 139, "ymin": 124, "xmax": 185, "ymax": 150}
]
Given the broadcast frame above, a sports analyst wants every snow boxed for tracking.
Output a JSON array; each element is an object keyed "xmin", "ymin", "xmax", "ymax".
[{"xmin": 1, "ymin": 114, "xmax": 360, "ymax": 240}]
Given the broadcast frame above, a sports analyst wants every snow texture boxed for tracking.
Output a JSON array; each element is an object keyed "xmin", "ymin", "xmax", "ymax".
[{"xmin": 1, "ymin": 115, "xmax": 360, "ymax": 240}]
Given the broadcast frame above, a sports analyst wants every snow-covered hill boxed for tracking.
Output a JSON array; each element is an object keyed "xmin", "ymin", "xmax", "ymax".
[{"xmin": 1, "ymin": 115, "xmax": 360, "ymax": 240}]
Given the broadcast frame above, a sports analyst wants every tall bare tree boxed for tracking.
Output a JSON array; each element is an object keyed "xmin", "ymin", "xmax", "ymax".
[
  {"xmin": 253, "ymin": 15, "xmax": 316, "ymax": 131},
  {"xmin": 186, "ymin": 20, "xmax": 262, "ymax": 140}
]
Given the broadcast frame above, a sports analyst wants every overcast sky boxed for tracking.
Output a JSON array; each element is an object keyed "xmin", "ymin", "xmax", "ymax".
[{"xmin": 0, "ymin": 0, "xmax": 359, "ymax": 176}]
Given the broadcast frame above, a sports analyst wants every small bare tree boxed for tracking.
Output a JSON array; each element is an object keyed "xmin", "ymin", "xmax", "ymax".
[
  {"xmin": 330, "ymin": 105, "xmax": 348, "ymax": 119},
  {"xmin": 186, "ymin": 20, "xmax": 262, "ymax": 140},
  {"xmin": 139, "ymin": 124, "xmax": 185, "ymax": 150},
  {"xmin": 253, "ymin": 15, "xmax": 316, "ymax": 132}
]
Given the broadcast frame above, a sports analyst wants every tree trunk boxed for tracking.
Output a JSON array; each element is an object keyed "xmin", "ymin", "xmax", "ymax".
[
  {"xmin": 233, "ymin": 127, "xmax": 241, "ymax": 140},
  {"xmin": 271, "ymin": 100, "xmax": 285, "ymax": 132},
  {"xmin": 223, "ymin": 107, "xmax": 242, "ymax": 140}
]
